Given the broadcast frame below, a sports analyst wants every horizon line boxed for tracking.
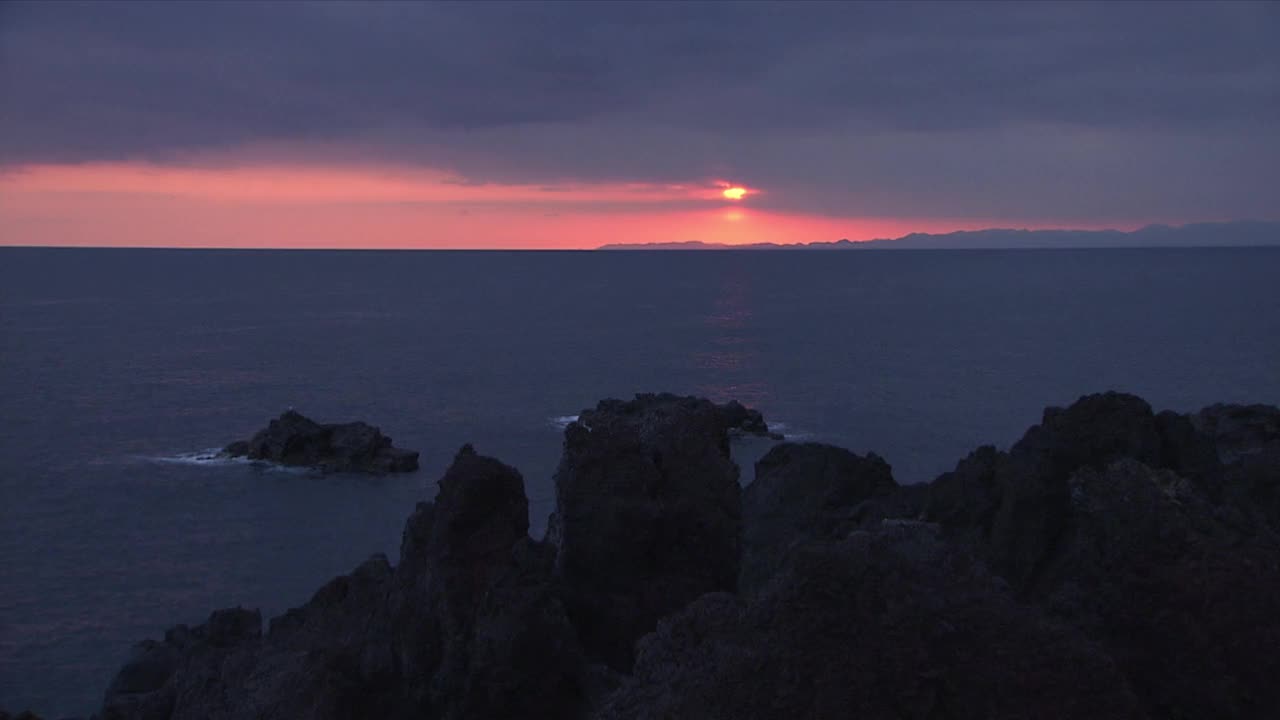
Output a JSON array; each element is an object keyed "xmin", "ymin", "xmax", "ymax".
[{"xmin": 2, "ymin": 219, "xmax": 1276, "ymax": 252}]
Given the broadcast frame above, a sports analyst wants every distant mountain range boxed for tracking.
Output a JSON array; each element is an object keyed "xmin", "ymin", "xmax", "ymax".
[{"xmin": 597, "ymin": 220, "xmax": 1280, "ymax": 250}]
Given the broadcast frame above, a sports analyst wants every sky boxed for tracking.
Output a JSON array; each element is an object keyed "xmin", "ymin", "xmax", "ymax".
[{"xmin": 1, "ymin": 1, "xmax": 1277, "ymax": 249}]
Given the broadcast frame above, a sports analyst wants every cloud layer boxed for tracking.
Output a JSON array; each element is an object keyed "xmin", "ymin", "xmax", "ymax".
[{"xmin": 2, "ymin": 1, "xmax": 1278, "ymax": 223}]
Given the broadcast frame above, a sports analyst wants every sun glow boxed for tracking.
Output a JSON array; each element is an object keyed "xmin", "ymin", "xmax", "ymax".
[{"xmin": 0, "ymin": 160, "xmax": 1065, "ymax": 249}]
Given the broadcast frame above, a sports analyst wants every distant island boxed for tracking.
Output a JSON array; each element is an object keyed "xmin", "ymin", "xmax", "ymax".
[{"xmin": 598, "ymin": 220, "xmax": 1280, "ymax": 250}]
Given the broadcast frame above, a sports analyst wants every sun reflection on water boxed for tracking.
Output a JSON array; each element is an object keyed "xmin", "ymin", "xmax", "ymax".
[{"xmin": 693, "ymin": 263, "xmax": 772, "ymax": 408}]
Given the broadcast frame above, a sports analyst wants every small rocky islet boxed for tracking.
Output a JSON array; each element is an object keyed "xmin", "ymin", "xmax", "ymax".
[
  {"xmin": 12, "ymin": 392, "xmax": 1280, "ymax": 719},
  {"xmin": 221, "ymin": 410, "xmax": 420, "ymax": 473}
]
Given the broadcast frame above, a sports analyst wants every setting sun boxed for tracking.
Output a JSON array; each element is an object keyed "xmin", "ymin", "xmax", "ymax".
[{"xmin": 722, "ymin": 186, "xmax": 747, "ymax": 200}]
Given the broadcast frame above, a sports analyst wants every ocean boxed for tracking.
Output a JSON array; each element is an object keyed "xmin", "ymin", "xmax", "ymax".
[{"xmin": 2, "ymin": 247, "xmax": 1278, "ymax": 716}]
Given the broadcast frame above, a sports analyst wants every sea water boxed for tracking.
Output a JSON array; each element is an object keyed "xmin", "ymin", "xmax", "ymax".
[{"xmin": 2, "ymin": 247, "xmax": 1278, "ymax": 715}]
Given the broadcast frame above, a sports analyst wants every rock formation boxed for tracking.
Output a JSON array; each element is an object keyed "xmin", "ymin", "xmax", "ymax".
[
  {"xmin": 921, "ymin": 392, "xmax": 1280, "ymax": 717},
  {"xmin": 739, "ymin": 441, "xmax": 899, "ymax": 591},
  {"xmin": 84, "ymin": 391, "xmax": 1280, "ymax": 720},
  {"xmin": 101, "ymin": 445, "xmax": 585, "ymax": 720},
  {"xmin": 600, "ymin": 525, "xmax": 1142, "ymax": 720},
  {"xmin": 1193, "ymin": 403, "xmax": 1280, "ymax": 462},
  {"xmin": 549, "ymin": 393, "xmax": 744, "ymax": 671},
  {"xmin": 714, "ymin": 399, "xmax": 780, "ymax": 438},
  {"xmin": 222, "ymin": 410, "xmax": 418, "ymax": 473}
]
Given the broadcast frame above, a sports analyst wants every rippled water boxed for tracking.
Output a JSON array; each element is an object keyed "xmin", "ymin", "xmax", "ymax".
[{"xmin": 2, "ymin": 247, "xmax": 1278, "ymax": 716}]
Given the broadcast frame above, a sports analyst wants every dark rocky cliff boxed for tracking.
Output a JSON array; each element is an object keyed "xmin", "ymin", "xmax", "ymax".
[{"xmin": 30, "ymin": 393, "xmax": 1276, "ymax": 720}]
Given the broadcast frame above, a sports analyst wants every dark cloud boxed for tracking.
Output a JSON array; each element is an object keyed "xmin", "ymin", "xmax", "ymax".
[{"xmin": 2, "ymin": 0, "xmax": 1277, "ymax": 220}]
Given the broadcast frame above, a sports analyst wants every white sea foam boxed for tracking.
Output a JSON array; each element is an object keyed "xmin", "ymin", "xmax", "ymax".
[
  {"xmin": 769, "ymin": 422, "xmax": 813, "ymax": 441},
  {"xmin": 148, "ymin": 448, "xmax": 245, "ymax": 466},
  {"xmin": 145, "ymin": 449, "xmax": 305, "ymax": 473},
  {"xmin": 550, "ymin": 415, "xmax": 579, "ymax": 430}
]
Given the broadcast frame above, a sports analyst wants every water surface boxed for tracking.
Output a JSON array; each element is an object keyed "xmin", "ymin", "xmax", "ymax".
[{"xmin": 2, "ymin": 247, "xmax": 1278, "ymax": 715}]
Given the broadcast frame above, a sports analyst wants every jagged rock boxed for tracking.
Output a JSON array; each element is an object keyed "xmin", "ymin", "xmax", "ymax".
[
  {"xmin": 87, "ymin": 392, "xmax": 1280, "ymax": 720},
  {"xmin": 1037, "ymin": 459, "xmax": 1280, "ymax": 718},
  {"xmin": 221, "ymin": 410, "xmax": 418, "ymax": 473},
  {"xmin": 716, "ymin": 399, "xmax": 779, "ymax": 438},
  {"xmin": 598, "ymin": 524, "xmax": 1142, "ymax": 720},
  {"xmin": 924, "ymin": 445, "xmax": 1003, "ymax": 532},
  {"xmin": 98, "ymin": 445, "xmax": 586, "ymax": 720},
  {"xmin": 1153, "ymin": 410, "xmax": 1220, "ymax": 480},
  {"xmin": 455, "ymin": 537, "xmax": 588, "ymax": 718},
  {"xmin": 1013, "ymin": 392, "xmax": 1166, "ymax": 473},
  {"xmin": 1193, "ymin": 403, "xmax": 1280, "ymax": 463},
  {"xmin": 1217, "ymin": 444, "xmax": 1280, "ymax": 531},
  {"xmin": 739, "ymin": 442, "xmax": 898, "ymax": 591},
  {"xmin": 1185, "ymin": 404, "xmax": 1280, "ymax": 532},
  {"xmin": 100, "ymin": 608, "xmax": 262, "ymax": 720},
  {"xmin": 102, "ymin": 641, "xmax": 181, "ymax": 700},
  {"xmin": 924, "ymin": 393, "xmax": 1280, "ymax": 718},
  {"xmin": 551, "ymin": 393, "xmax": 743, "ymax": 671},
  {"xmin": 929, "ymin": 392, "xmax": 1224, "ymax": 590},
  {"xmin": 403, "ymin": 445, "xmax": 587, "ymax": 718},
  {"xmin": 841, "ymin": 481, "xmax": 930, "ymax": 529},
  {"xmin": 984, "ymin": 392, "xmax": 1169, "ymax": 587}
]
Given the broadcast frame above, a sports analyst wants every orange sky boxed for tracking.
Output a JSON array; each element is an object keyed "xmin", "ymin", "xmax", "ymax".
[{"xmin": 0, "ymin": 162, "xmax": 1124, "ymax": 249}]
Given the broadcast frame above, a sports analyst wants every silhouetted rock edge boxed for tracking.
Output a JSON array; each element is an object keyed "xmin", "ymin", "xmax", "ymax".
[
  {"xmin": 221, "ymin": 410, "xmax": 419, "ymax": 473},
  {"xmin": 78, "ymin": 392, "xmax": 1280, "ymax": 720}
]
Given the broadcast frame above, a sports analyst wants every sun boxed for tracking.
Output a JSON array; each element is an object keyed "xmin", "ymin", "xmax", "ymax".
[{"xmin": 722, "ymin": 186, "xmax": 747, "ymax": 200}]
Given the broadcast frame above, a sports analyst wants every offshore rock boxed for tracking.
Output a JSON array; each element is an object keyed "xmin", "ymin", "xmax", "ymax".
[
  {"xmin": 550, "ymin": 393, "xmax": 744, "ymax": 671},
  {"xmin": 222, "ymin": 410, "xmax": 418, "ymax": 473}
]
